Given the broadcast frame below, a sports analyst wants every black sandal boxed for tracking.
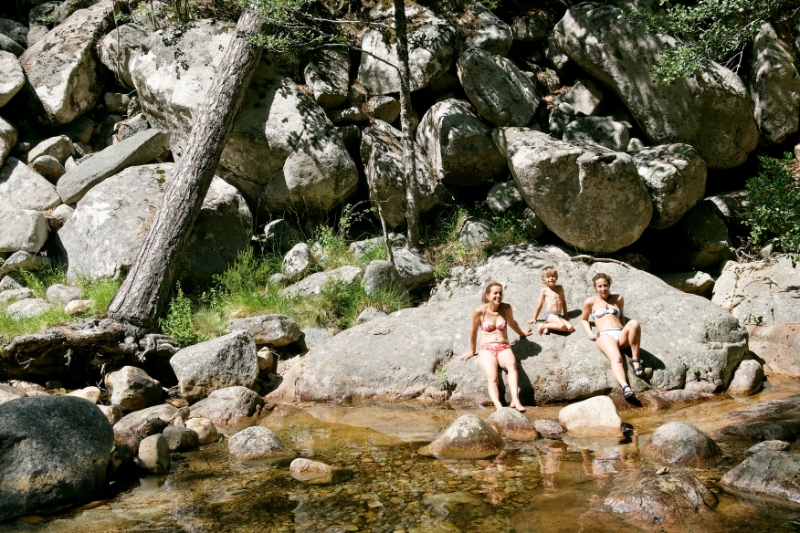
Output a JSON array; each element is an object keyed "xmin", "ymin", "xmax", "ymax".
[
  {"xmin": 631, "ymin": 359, "xmax": 645, "ymax": 378},
  {"xmin": 622, "ymin": 385, "xmax": 635, "ymax": 399}
]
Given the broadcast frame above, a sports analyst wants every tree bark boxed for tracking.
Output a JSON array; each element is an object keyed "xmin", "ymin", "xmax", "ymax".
[
  {"xmin": 393, "ymin": 0, "xmax": 421, "ymax": 250},
  {"xmin": 107, "ymin": 3, "xmax": 264, "ymax": 328}
]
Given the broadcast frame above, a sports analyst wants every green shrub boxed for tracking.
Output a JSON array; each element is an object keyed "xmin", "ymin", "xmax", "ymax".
[
  {"xmin": 742, "ymin": 154, "xmax": 800, "ymax": 259},
  {"xmin": 160, "ymin": 283, "xmax": 199, "ymax": 347}
]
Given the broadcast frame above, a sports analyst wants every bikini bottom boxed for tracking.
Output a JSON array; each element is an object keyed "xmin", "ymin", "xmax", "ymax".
[
  {"xmin": 598, "ymin": 328, "xmax": 622, "ymax": 341},
  {"xmin": 479, "ymin": 343, "xmax": 512, "ymax": 357},
  {"xmin": 542, "ymin": 311, "xmax": 564, "ymax": 320}
]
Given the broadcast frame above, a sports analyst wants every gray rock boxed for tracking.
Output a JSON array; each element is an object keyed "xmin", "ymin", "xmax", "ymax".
[
  {"xmin": 357, "ymin": 307, "xmax": 389, "ymax": 325},
  {"xmin": 327, "ymin": 106, "xmax": 368, "ymax": 125},
  {"xmin": 500, "ymin": 128, "xmax": 652, "ymax": 253},
  {"xmin": 664, "ymin": 202, "xmax": 733, "ymax": 270},
  {"xmin": 0, "ymin": 287, "xmax": 32, "ymax": 304},
  {"xmin": 349, "ymin": 233, "xmax": 407, "ymax": 258},
  {"xmin": 170, "ymin": 331, "xmax": 259, "ymax": 404},
  {"xmin": 0, "ymin": 275, "xmax": 21, "ymax": 291},
  {"xmin": 458, "ymin": 3, "xmax": 512, "ymax": 56},
  {"xmin": 487, "ymin": 407, "xmax": 538, "ymax": 441},
  {"xmin": 364, "ymin": 95, "xmax": 401, "ymax": 123},
  {"xmin": 63, "ymin": 116, "xmax": 94, "ymax": 145},
  {"xmin": 59, "ymin": 163, "xmax": 252, "ymax": 283},
  {"xmin": 486, "ymin": 181, "xmax": 524, "ymax": 214},
  {"xmin": 358, "ymin": 9, "xmax": 455, "ymax": 95},
  {"xmin": 228, "ymin": 426, "xmax": 295, "ymax": 460},
  {"xmin": 304, "ymin": 48, "xmax": 349, "ymax": 110},
  {"xmin": 362, "ymin": 120, "xmax": 447, "ymax": 227},
  {"xmin": 563, "ymin": 116, "xmax": 630, "ymax": 152},
  {"xmin": 162, "ymin": 424, "xmax": 199, "ymax": 452},
  {"xmin": 511, "ymin": 13, "xmax": 549, "ymax": 42},
  {"xmin": 748, "ymin": 324, "xmax": 800, "ymax": 380},
  {"xmin": 548, "ymin": 102, "xmax": 574, "ymax": 139},
  {"xmin": 0, "ymin": 19, "xmax": 28, "ymax": 48},
  {"xmin": 0, "ymin": 33, "xmax": 24, "ymax": 56},
  {"xmin": 97, "ymin": 404, "xmax": 123, "ymax": 425},
  {"xmin": 712, "ymin": 256, "xmax": 800, "ymax": 326},
  {"xmin": 56, "ymin": 129, "xmax": 170, "ymax": 204},
  {"xmin": 554, "ymin": 3, "xmax": 759, "ymax": 168},
  {"xmin": 641, "ymin": 422, "xmax": 722, "ymax": 467},
  {"xmin": 110, "ymin": 366, "xmax": 163, "ymax": 412},
  {"xmin": 0, "ymin": 157, "xmax": 61, "ymax": 211},
  {"xmin": 302, "ymin": 327, "xmax": 333, "ymax": 349},
  {"xmin": 188, "ymin": 386, "xmax": 265, "ymax": 434},
  {"xmin": 419, "ymin": 414, "xmax": 504, "ymax": 460},
  {"xmin": 727, "ymin": 359, "xmax": 764, "ymax": 397},
  {"xmin": 0, "ymin": 209, "xmax": 48, "ymax": 253},
  {"xmin": 0, "ymin": 116, "xmax": 16, "ymax": 164},
  {"xmin": 522, "ymin": 207, "xmax": 546, "ymax": 239},
  {"xmin": 533, "ymin": 419, "xmax": 565, "ymax": 439},
  {"xmin": 545, "ymin": 36, "xmax": 571, "ymax": 71},
  {"xmin": 555, "ymin": 80, "xmax": 603, "ymax": 116},
  {"xmin": 0, "ymin": 396, "xmax": 114, "ymax": 522},
  {"xmin": 18, "ymin": 1, "xmax": 113, "ymax": 125},
  {"xmin": 226, "ymin": 315, "xmax": 301, "ymax": 347},
  {"xmin": 113, "ymin": 403, "xmax": 177, "ymax": 451},
  {"xmin": 704, "ymin": 190, "xmax": 749, "ymax": 228},
  {"xmin": 720, "ymin": 450, "xmax": 800, "ymax": 504},
  {"xmin": 0, "ymin": 50, "xmax": 24, "ymax": 107},
  {"xmin": 657, "ymin": 271, "xmax": 715, "ymax": 298},
  {"xmin": 0, "ymin": 251, "xmax": 51, "ymax": 276},
  {"xmin": 185, "ymin": 417, "xmax": 218, "ymax": 445},
  {"xmin": 131, "ymin": 21, "xmax": 357, "ymax": 216},
  {"xmin": 283, "ymin": 266, "xmax": 363, "ymax": 297},
  {"xmin": 269, "ymin": 246, "xmax": 747, "ymax": 406},
  {"xmin": 45, "ymin": 284, "xmax": 82, "ymax": 305},
  {"xmin": 416, "ymin": 98, "xmax": 506, "ymax": 186},
  {"xmin": 627, "ymin": 138, "xmax": 645, "ymax": 152},
  {"xmin": 283, "ymin": 243, "xmax": 313, "ymax": 280},
  {"xmin": 605, "ymin": 468, "xmax": 717, "ymax": 527},
  {"xmin": 559, "ymin": 396, "xmax": 622, "ymax": 438},
  {"xmin": 30, "ymin": 155, "xmax": 65, "ymax": 182},
  {"xmin": 631, "ymin": 144, "xmax": 707, "ymax": 229},
  {"xmin": 104, "ymin": 92, "xmax": 130, "ymax": 114},
  {"xmin": 0, "ymin": 383, "xmax": 26, "ymax": 404},
  {"xmin": 393, "ymin": 247, "xmax": 434, "ymax": 289},
  {"xmin": 116, "ymin": 114, "xmax": 150, "ymax": 142},
  {"xmin": 28, "ymin": 135, "xmax": 74, "ymax": 164},
  {"xmin": 290, "ymin": 458, "xmax": 344, "ymax": 485},
  {"xmin": 745, "ymin": 440, "xmax": 790, "ymax": 456},
  {"xmin": 137, "ymin": 433, "xmax": 169, "ymax": 474},
  {"xmin": 456, "ymin": 48, "xmax": 540, "ymax": 127},
  {"xmin": 26, "ymin": 25, "xmax": 47, "ymax": 47},
  {"xmin": 98, "ymin": 23, "xmax": 147, "ymax": 89},
  {"xmin": 363, "ymin": 260, "xmax": 406, "ymax": 297},
  {"xmin": 748, "ymin": 23, "xmax": 800, "ymax": 145},
  {"xmin": 67, "ymin": 386, "xmax": 101, "ymax": 403},
  {"xmin": 458, "ymin": 218, "xmax": 491, "ymax": 247}
]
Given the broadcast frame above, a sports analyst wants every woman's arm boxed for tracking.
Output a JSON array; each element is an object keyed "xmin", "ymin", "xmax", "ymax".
[
  {"xmin": 617, "ymin": 294, "xmax": 625, "ymax": 322},
  {"xmin": 527, "ymin": 289, "xmax": 545, "ymax": 324},
  {"xmin": 580, "ymin": 298, "xmax": 596, "ymax": 340},
  {"xmin": 460, "ymin": 307, "xmax": 481, "ymax": 360},
  {"xmin": 507, "ymin": 304, "xmax": 533, "ymax": 337}
]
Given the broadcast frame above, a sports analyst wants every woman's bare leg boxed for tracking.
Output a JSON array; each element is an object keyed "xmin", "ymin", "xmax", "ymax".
[
  {"xmin": 497, "ymin": 349, "xmax": 525, "ymax": 412},
  {"xmin": 619, "ymin": 320, "xmax": 641, "ymax": 360},
  {"xmin": 596, "ymin": 335, "xmax": 629, "ymax": 388},
  {"xmin": 478, "ymin": 351, "xmax": 503, "ymax": 410}
]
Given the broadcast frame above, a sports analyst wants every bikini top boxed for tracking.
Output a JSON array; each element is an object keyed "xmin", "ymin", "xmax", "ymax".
[
  {"xmin": 591, "ymin": 306, "xmax": 620, "ymax": 321},
  {"xmin": 481, "ymin": 308, "xmax": 507, "ymax": 333}
]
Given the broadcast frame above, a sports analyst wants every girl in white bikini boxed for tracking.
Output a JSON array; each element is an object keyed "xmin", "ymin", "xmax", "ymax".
[
  {"xmin": 580, "ymin": 273, "xmax": 643, "ymax": 399},
  {"xmin": 460, "ymin": 282, "xmax": 533, "ymax": 412}
]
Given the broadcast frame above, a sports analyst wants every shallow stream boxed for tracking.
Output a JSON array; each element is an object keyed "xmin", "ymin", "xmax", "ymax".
[{"xmin": 5, "ymin": 379, "xmax": 800, "ymax": 533}]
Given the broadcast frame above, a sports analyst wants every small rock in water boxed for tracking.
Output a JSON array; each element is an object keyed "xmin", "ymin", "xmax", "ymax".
[
  {"xmin": 745, "ymin": 440, "xmax": 791, "ymax": 456},
  {"xmin": 558, "ymin": 396, "xmax": 623, "ymax": 438},
  {"xmin": 487, "ymin": 407, "xmax": 538, "ymax": 441},
  {"xmin": 228, "ymin": 426, "xmax": 296, "ymax": 461},
  {"xmin": 138, "ymin": 434, "xmax": 170, "ymax": 474},
  {"xmin": 533, "ymin": 419, "xmax": 565, "ymax": 439},
  {"xmin": 290, "ymin": 458, "xmax": 349, "ymax": 484},
  {"xmin": 418, "ymin": 414, "xmax": 504, "ymax": 460},
  {"xmin": 727, "ymin": 360, "xmax": 764, "ymax": 396},
  {"xmin": 185, "ymin": 417, "xmax": 218, "ymax": 445},
  {"xmin": 162, "ymin": 425, "xmax": 199, "ymax": 452},
  {"xmin": 720, "ymin": 450, "xmax": 800, "ymax": 504},
  {"xmin": 110, "ymin": 366, "xmax": 163, "ymax": 412},
  {"xmin": 113, "ymin": 403, "xmax": 177, "ymax": 451},
  {"xmin": 655, "ymin": 467, "xmax": 670, "ymax": 475},
  {"xmin": 641, "ymin": 422, "xmax": 722, "ymax": 468}
]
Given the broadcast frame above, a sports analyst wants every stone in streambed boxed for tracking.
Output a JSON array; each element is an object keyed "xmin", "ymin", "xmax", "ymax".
[
  {"xmin": 225, "ymin": 316, "xmax": 301, "ymax": 348},
  {"xmin": 641, "ymin": 422, "xmax": 722, "ymax": 467},
  {"xmin": 137, "ymin": 434, "xmax": 170, "ymax": 474},
  {"xmin": 559, "ymin": 396, "xmax": 623, "ymax": 438},
  {"xmin": 188, "ymin": 386, "xmax": 265, "ymax": 434},
  {"xmin": 290, "ymin": 458, "xmax": 349, "ymax": 484},
  {"xmin": 746, "ymin": 440, "xmax": 791, "ymax": 456},
  {"xmin": 185, "ymin": 417, "xmax": 218, "ymax": 445},
  {"xmin": 68, "ymin": 386, "xmax": 101, "ymax": 404},
  {"xmin": 720, "ymin": 450, "xmax": 800, "ymax": 505},
  {"xmin": 110, "ymin": 366, "xmax": 163, "ymax": 412},
  {"xmin": 418, "ymin": 414, "xmax": 504, "ymax": 460},
  {"xmin": 228, "ymin": 426, "xmax": 295, "ymax": 461},
  {"xmin": 727, "ymin": 360, "xmax": 764, "ymax": 396},
  {"xmin": 487, "ymin": 407, "xmax": 538, "ymax": 441},
  {"xmin": 98, "ymin": 404, "xmax": 122, "ymax": 425},
  {"xmin": 113, "ymin": 403, "xmax": 177, "ymax": 451},
  {"xmin": 533, "ymin": 419, "xmax": 565, "ymax": 439},
  {"xmin": 162, "ymin": 425, "xmax": 199, "ymax": 452}
]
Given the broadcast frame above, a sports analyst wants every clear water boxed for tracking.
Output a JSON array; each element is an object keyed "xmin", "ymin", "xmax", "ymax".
[{"xmin": 5, "ymin": 379, "xmax": 800, "ymax": 533}]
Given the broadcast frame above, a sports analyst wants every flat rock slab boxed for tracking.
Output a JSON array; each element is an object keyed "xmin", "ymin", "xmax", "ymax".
[
  {"xmin": 226, "ymin": 314, "xmax": 302, "ymax": 347},
  {"xmin": 270, "ymin": 246, "xmax": 747, "ymax": 406},
  {"xmin": 719, "ymin": 394, "xmax": 800, "ymax": 442},
  {"xmin": 283, "ymin": 266, "xmax": 363, "ymax": 297},
  {"xmin": 721, "ymin": 450, "xmax": 800, "ymax": 505}
]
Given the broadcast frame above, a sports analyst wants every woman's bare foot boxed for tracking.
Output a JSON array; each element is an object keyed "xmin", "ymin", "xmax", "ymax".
[
  {"xmin": 537, "ymin": 324, "xmax": 550, "ymax": 335},
  {"xmin": 510, "ymin": 401, "xmax": 526, "ymax": 413}
]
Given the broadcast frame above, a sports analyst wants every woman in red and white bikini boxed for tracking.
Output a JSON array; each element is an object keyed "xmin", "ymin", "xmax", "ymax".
[{"xmin": 460, "ymin": 281, "xmax": 533, "ymax": 412}]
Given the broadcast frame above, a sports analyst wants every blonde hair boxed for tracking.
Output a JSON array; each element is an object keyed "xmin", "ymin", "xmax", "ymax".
[
  {"xmin": 482, "ymin": 282, "xmax": 503, "ymax": 303},
  {"xmin": 541, "ymin": 266, "xmax": 558, "ymax": 280}
]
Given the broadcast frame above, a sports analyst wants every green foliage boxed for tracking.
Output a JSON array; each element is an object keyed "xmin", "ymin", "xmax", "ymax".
[
  {"xmin": 741, "ymin": 154, "xmax": 800, "ymax": 259},
  {"xmin": 628, "ymin": 0, "xmax": 783, "ymax": 83},
  {"xmin": 160, "ymin": 283, "xmax": 199, "ymax": 347}
]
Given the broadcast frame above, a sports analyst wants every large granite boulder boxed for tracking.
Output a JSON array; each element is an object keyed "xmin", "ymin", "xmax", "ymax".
[
  {"xmin": 748, "ymin": 324, "xmax": 800, "ymax": 379},
  {"xmin": 0, "ymin": 50, "xmax": 24, "ymax": 107},
  {"xmin": 361, "ymin": 120, "xmax": 447, "ymax": 227},
  {"xmin": 109, "ymin": 366, "xmax": 163, "ymax": 412},
  {"xmin": 226, "ymin": 314, "xmax": 302, "ymax": 347},
  {"xmin": 270, "ymin": 246, "xmax": 748, "ymax": 405},
  {"xmin": 18, "ymin": 0, "xmax": 113, "ymax": 125},
  {"xmin": 563, "ymin": 116, "xmax": 630, "ymax": 152},
  {"xmin": 358, "ymin": 5, "xmax": 455, "ymax": 94},
  {"xmin": 170, "ymin": 331, "xmax": 259, "ymax": 404},
  {"xmin": 283, "ymin": 266, "xmax": 363, "ymax": 297},
  {"xmin": 416, "ymin": 98, "xmax": 506, "ymax": 186},
  {"xmin": 418, "ymin": 414, "xmax": 504, "ymax": 459},
  {"xmin": 748, "ymin": 23, "xmax": 800, "ymax": 145},
  {"xmin": 228, "ymin": 426, "xmax": 295, "ymax": 461},
  {"xmin": 553, "ymin": 3, "xmax": 759, "ymax": 168},
  {"xmin": 0, "ymin": 396, "xmax": 114, "ymax": 522},
  {"xmin": 499, "ymin": 128, "xmax": 652, "ymax": 253},
  {"xmin": 0, "ymin": 208, "xmax": 48, "ymax": 253},
  {"xmin": 98, "ymin": 23, "xmax": 148, "ymax": 89},
  {"xmin": 303, "ymin": 48, "xmax": 349, "ymax": 110},
  {"xmin": 130, "ymin": 20, "xmax": 358, "ymax": 215},
  {"xmin": 712, "ymin": 257, "xmax": 800, "ymax": 326},
  {"xmin": 456, "ymin": 48, "xmax": 540, "ymax": 127},
  {"xmin": 720, "ymin": 450, "xmax": 800, "ymax": 505},
  {"xmin": 457, "ymin": 3, "xmax": 512, "ymax": 56},
  {"xmin": 59, "ymin": 163, "xmax": 252, "ymax": 283},
  {"xmin": 113, "ymin": 403, "xmax": 177, "ymax": 451},
  {"xmin": 0, "ymin": 157, "xmax": 61, "ymax": 211},
  {"xmin": 718, "ymin": 394, "xmax": 800, "ymax": 442},
  {"xmin": 558, "ymin": 396, "xmax": 623, "ymax": 438},
  {"xmin": 630, "ymin": 144, "xmax": 707, "ymax": 229},
  {"xmin": 641, "ymin": 422, "xmax": 722, "ymax": 467}
]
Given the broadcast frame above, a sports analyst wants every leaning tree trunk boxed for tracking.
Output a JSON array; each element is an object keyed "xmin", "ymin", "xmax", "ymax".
[
  {"xmin": 107, "ymin": 3, "xmax": 264, "ymax": 328},
  {"xmin": 393, "ymin": 0, "xmax": 420, "ymax": 250}
]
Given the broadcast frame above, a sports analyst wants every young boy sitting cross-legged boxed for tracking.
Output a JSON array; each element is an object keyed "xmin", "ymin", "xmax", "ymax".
[{"xmin": 528, "ymin": 267, "xmax": 575, "ymax": 335}]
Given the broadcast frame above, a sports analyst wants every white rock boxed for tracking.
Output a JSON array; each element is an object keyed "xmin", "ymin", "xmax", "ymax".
[
  {"xmin": 0, "ymin": 208, "xmax": 49, "ymax": 253},
  {"xmin": 0, "ymin": 50, "xmax": 24, "ymax": 107},
  {"xmin": 0, "ymin": 157, "xmax": 61, "ymax": 212},
  {"xmin": 558, "ymin": 396, "xmax": 623, "ymax": 438},
  {"xmin": 68, "ymin": 386, "xmax": 101, "ymax": 403},
  {"xmin": 185, "ymin": 417, "xmax": 218, "ymax": 445}
]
